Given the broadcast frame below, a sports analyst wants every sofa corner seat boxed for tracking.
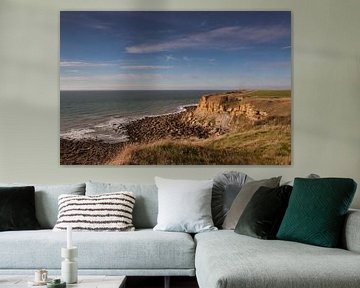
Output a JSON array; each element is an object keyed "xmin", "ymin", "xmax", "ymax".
[{"xmin": 194, "ymin": 224, "xmax": 360, "ymax": 288}]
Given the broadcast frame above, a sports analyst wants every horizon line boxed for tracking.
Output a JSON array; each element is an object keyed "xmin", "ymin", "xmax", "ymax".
[{"xmin": 60, "ymin": 88, "xmax": 291, "ymax": 92}]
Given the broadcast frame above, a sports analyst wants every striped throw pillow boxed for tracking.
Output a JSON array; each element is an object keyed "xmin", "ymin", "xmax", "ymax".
[{"xmin": 53, "ymin": 192, "xmax": 136, "ymax": 231}]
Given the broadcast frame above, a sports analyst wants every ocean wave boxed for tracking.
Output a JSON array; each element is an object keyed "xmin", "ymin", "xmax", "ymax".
[
  {"xmin": 60, "ymin": 126, "xmax": 128, "ymax": 143},
  {"xmin": 60, "ymin": 128, "xmax": 96, "ymax": 140},
  {"xmin": 137, "ymin": 103, "xmax": 197, "ymax": 120},
  {"xmin": 94, "ymin": 117, "xmax": 132, "ymax": 129},
  {"xmin": 60, "ymin": 104, "xmax": 197, "ymax": 143}
]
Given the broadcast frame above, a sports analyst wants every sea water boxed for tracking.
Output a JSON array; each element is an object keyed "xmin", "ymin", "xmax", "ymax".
[{"xmin": 60, "ymin": 90, "xmax": 218, "ymax": 143}]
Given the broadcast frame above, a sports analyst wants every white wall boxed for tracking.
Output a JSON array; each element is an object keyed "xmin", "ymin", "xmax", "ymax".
[{"xmin": 0, "ymin": 0, "xmax": 359, "ymax": 208}]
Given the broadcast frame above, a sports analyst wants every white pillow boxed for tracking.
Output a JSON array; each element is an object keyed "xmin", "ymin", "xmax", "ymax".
[
  {"xmin": 154, "ymin": 177, "xmax": 217, "ymax": 233},
  {"xmin": 53, "ymin": 192, "xmax": 135, "ymax": 232}
]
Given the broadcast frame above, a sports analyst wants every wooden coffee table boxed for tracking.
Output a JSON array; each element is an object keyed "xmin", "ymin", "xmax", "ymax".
[{"xmin": 0, "ymin": 275, "xmax": 126, "ymax": 288}]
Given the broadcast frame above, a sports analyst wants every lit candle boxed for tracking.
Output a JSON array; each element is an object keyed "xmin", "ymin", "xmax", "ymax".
[{"xmin": 67, "ymin": 225, "xmax": 72, "ymax": 249}]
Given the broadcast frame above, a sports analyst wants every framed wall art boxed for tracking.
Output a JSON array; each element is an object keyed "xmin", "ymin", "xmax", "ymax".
[{"xmin": 60, "ymin": 11, "xmax": 291, "ymax": 165}]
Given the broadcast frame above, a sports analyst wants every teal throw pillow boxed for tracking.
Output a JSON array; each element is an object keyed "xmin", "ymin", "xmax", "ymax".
[{"xmin": 277, "ymin": 178, "xmax": 357, "ymax": 247}]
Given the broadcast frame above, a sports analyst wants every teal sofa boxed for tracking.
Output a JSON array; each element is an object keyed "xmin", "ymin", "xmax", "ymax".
[{"xmin": 0, "ymin": 181, "xmax": 359, "ymax": 288}]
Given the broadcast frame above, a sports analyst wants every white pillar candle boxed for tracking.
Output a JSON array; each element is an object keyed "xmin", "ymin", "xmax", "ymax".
[{"xmin": 67, "ymin": 225, "xmax": 72, "ymax": 249}]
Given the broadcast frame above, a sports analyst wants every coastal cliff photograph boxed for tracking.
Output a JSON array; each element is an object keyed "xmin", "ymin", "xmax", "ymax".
[{"xmin": 60, "ymin": 11, "xmax": 291, "ymax": 165}]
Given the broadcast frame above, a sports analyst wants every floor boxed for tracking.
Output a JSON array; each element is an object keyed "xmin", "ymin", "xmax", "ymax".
[{"xmin": 126, "ymin": 276, "xmax": 199, "ymax": 288}]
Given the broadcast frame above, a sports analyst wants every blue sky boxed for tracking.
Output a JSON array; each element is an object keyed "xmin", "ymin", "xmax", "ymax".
[{"xmin": 60, "ymin": 11, "xmax": 291, "ymax": 90}]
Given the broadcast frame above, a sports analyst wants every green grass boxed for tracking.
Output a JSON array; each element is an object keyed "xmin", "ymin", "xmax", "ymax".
[
  {"xmin": 246, "ymin": 90, "xmax": 291, "ymax": 98},
  {"xmin": 220, "ymin": 90, "xmax": 291, "ymax": 110},
  {"xmin": 122, "ymin": 124, "xmax": 291, "ymax": 165}
]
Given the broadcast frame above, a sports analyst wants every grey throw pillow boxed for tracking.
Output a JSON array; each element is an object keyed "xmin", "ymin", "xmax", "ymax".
[
  {"xmin": 283, "ymin": 173, "xmax": 320, "ymax": 186},
  {"xmin": 212, "ymin": 171, "xmax": 252, "ymax": 228},
  {"xmin": 222, "ymin": 177, "xmax": 281, "ymax": 230},
  {"xmin": 153, "ymin": 177, "xmax": 217, "ymax": 233}
]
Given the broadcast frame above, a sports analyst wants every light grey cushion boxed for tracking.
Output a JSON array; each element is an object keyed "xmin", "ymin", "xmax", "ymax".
[
  {"xmin": 85, "ymin": 181, "xmax": 158, "ymax": 229},
  {"xmin": 154, "ymin": 177, "xmax": 217, "ymax": 233},
  {"xmin": 0, "ymin": 183, "xmax": 85, "ymax": 228},
  {"xmin": 342, "ymin": 209, "xmax": 360, "ymax": 253},
  {"xmin": 195, "ymin": 230, "xmax": 360, "ymax": 288},
  {"xmin": 283, "ymin": 173, "xmax": 320, "ymax": 186},
  {"xmin": 0, "ymin": 229, "xmax": 195, "ymax": 271},
  {"xmin": 53, "ymin": 192, "xmax": 136, "ymax": 232},
  {"xmin": 222, "ymin": 177, "xmax": 281, "ymax": 230},
  {"xmin": 212, "ymin": 171, "xmax": 252, "ymax": 228}
]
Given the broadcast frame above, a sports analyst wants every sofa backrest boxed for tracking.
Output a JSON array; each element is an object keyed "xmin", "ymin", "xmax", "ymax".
[
  {"xmin": 0, "ymin": 183, "xmax": 86, "ymax": 228},
  {"xmin": 86, "ymin": 181, "xmax": 158, "ymax": 229}
]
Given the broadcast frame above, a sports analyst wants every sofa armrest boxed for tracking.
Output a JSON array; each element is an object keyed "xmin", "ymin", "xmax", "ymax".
[{"xmin": 342, "ymin": 209, "xmax": 360, "ymax": 253}]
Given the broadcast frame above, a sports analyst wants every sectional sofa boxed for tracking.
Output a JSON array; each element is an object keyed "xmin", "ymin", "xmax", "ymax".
[{"xmin": 0, "ymin": 180, "xmax": 359, "ymax": 288}]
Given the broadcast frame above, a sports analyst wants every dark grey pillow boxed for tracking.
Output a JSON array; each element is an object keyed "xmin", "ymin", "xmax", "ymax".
[
  {"xmin": 212, "ymin": 171, "xmax": 252, "ymax": 228},
  {"xmin": 0, "ymin": 183, "xmax": 86, "ymax": 228},
  {"xmin": 223, "ymin": 176, "xmax": 282, "ymax": 230},
  {"xmin": 235, "ymin": 185, "xmax": 292, "ymax": 239},
  {"xmin": 0, "ymin": 186, "xmax": 41, "ymax": 231}
]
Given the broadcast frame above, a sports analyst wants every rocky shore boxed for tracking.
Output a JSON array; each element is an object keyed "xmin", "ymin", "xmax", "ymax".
[
  {"xmin": 60, "ymin": 107, "xmax": 212, "ymax": 165},
  {"xmin": 125, "ymin": 107, "xmax": 211, "ymax": 143},
  {"xmin": 60, "ymin": 139, "xmax": 123, "ymax": 165}
]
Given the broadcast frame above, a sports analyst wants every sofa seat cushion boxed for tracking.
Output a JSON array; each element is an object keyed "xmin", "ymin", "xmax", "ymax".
[
  {"xmin": 0, "ymin": 229, "xmax": 195, "ymax": 270},
  {"xmin": 195, "ymin": 230, "xmax": 360, "ymax": 288}
]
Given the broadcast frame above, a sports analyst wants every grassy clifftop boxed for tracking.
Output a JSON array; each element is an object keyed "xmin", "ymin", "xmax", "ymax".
[
  {"xmin": 110, "ymin": 125, "xmax": 290, "ymax": 165},
  {"xmin": 108, "ymin": 90, "xmax": 291, "ymax": 165}
]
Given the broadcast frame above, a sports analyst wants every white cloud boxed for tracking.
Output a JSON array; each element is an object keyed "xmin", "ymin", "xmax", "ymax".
[
  {"xmin": 120, "ymin": 65, "xmax": 173, "ymax": 70},
  {"xmin": 126, "ymin": 25, "xmax": 290, "ymax": 54},
  {"xmin": 60, "ymin": 71, "xmax": 290, "ymax": 90},
  {"xmin": 60, "ymin": 73, "xmax": 165, "ymax": 90},
  {"xmin": 250, "ymin": 60, "xmax": 291, "ymax": 71},
  {"xmin": 209, "ymin": 59, "xmax": 216, "ymax": 65},
  {"xmin": 165, "ymin": 55, "xmax": 177, "ymax": 62},
  {"xmin": 60, "ymin": 61, "xmax": 115, "ymax": 68},
  {"xmin": 61, "ymin": 61, "xmax": 173, "ymax": 70}
]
